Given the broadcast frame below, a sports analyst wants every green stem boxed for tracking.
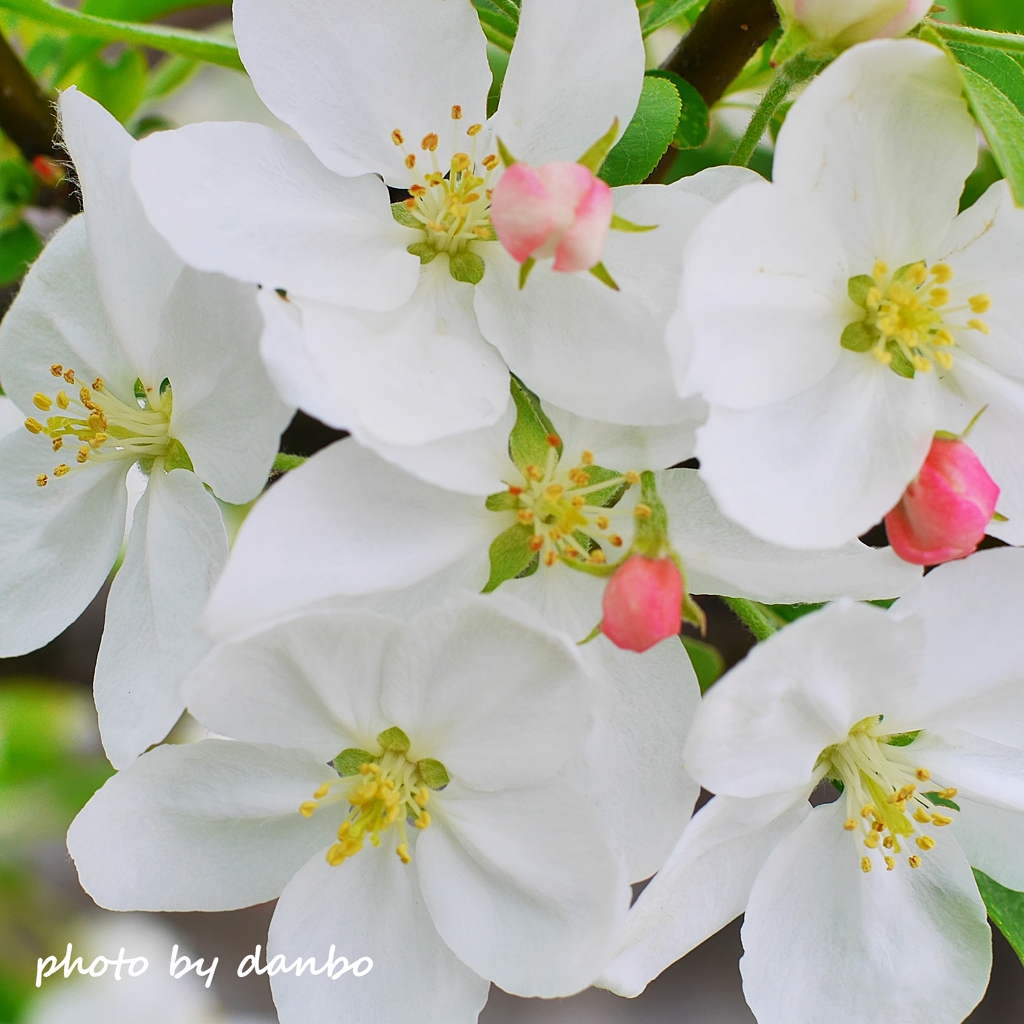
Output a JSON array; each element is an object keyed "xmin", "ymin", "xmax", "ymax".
[
  {"xmin": 928, "ymin": 20, "xmax": 1024, "ymax": 55},
  {"xmin": 722, "ymin": 597, "xmax": 780, "ymax": 642},
  {"xmin": 729, "ymin": 53, "xmax": 822, "ymax": 167},
  {"xmin": 0, "ymin": 0, "xmax": 243, "ymax": 70}
]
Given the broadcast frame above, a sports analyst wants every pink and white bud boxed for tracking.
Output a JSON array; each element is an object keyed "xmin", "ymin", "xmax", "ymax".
[
  {"xmin": 777, "ymin": 0, "xmax": 930, "ymax": 46},
  {"xmin": 601, "ymin": 555, "xmax": 683, "ymax": 653},
  {"xmin": 490, "ymin": 161, "xmax": 614, "ymax": 273},
  {"xmin": 885, "ymin": 438, "xmax": 1000, "ymax": 566}
]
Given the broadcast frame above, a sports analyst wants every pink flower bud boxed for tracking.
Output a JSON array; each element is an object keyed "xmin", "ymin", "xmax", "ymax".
[
  {"xmin": 601, "ymin": 555, "xmax": 683, "ymax": 653},
  {"xmin": 884, "ymin": 438, "xmax": 1000, "ymax": 566},
  {"xmin": 490, "ymin": 161, "xmax": 614, "ymax": 273},
  {"xmin": 782, "ymin": 0, "xmax": 929, "ymax": 45}
]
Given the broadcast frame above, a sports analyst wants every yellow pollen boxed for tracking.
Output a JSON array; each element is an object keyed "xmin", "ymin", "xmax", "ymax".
[
  {"xmin": 405, "ymin": 154, "xmax": 417, "ymax": 169},
  {"xmin": 861, "ymin": 857, "xmax": 873, "ymax": 873},
  {"xmin": 403, "ymin": 197, "xmax": 418, "ymax": 210},
  {"xmin": 49, "ymin": 364, "xmax": 63, "ymax": 377},
  {"xmin": 929, "ymin": 287, "xmax": 949, "ymax": 306},
  {"xmin": 299, "ymin": 801, "xmax": 318, "ymax": 817},
  {"xmin": 51, "ymin": 439, "xmax": 61, "ymax": 451},
  {"xmin": 609, "ymin": 534, "xmax": 623, "ymax": 546},
  {"xmin": 451, "ymin": 153, "xmax": 470, "ymax": 173},
  {"xmin": 969, "ymin": 294, "xmax": 991, "ymax": 313},
  {"xmin": 917, "ymin": 835, "xmax": 936, "ymax": 850},
  {"xmin": 517, "ymin": 509, "xmax": 535, "ymax": 524},
  {"xmin": 33, "ymin": 393, "xmax": 52, "ymax": 411},
  {"xmin": 396, "ymin": 843, "xmax": 411, "ymax": 864},
  {"xmin": 909, "ymin": 855, "xmax": 922, "ymax": 868},
  {"xmin": 36, "ymin": 473, "xmax": 47, "ymax": 487},
  {"xmin": 571, "ymin": 495, "xmax": 586, "ymax": 509},
  {"xmin": 545, "ymin": 484, "xmax": 564, "ymax": 499},
  {"xmin": 914, "ymin": 807, "xmax": 932, "ymax": 824},
  {"xmin": 410, "ymin": 184, "xmax": 426, "ymax": 197},
  {"xmin": 590, "ymin": 550, "xmax": 607, "ymax": 564},
  {"xmin": 544, "ymin": 550, "xmax": 557, "ymax": 567},
  {"xmin": 916, "ymin": 768, "xmax": 930, "ymax": 781},
  {"xmin": 414, "ymin": 812, "xmax": 431, "ymax": 830},
  {"xmin": 844, "ymin": 819, "xmax": 858, "ymax": 831},
  {"xmin": 624, "ymin": 470, "xmax": 641, "ymax": 485},
  {"xmin": 931, "ymin": 263, "xmax": 953, "ymax": 283},
  {"xmin": 885, "ymin": 856, "xmax": 896, "ymax": 871},
  {"xmin": 24, "ymin": 418, "xmax": 42, "ymax": 434},
  {"xmin": 864, "ymin": 833, "xmax": 880, "ymax": 849},
  {"xmin": 529, "ymin": 534, "xmax": 544, "ymax": 552},
  {"xmin": 482, "ymin": 154, "xmax": 498, "ymax": 170},
  {"xmin": 906, "ymin": 264, "xmax": 928, "ymax": 286},
  {"xmin": 63, "ymin": 370, "xmax": 75, "ymax": 384},
  {"xmin": 451, "ymin": 105, "xmax": 462, "ymax": 120},
  {"xmin": 525, "ymin": 465, "xmax": 543, "ymax": 481},
  {"xmin": 422, "ymin": 133, "xmax": 439, "ymax": 152},
  {"xmin": 92, "ymin": 378, "xmax": 104, "ymax": 391},
  {"xmin": 968, "ymin": 319, "xmax": 990, "ymax": 335},
  {"xmin": 861, "ymin": 804, "xmax": 876, "ymax": 818},
  {"xmin": 931, "ymin": 814, "xmax": 953, "ymax": 827},
  {"xmin": 873, "ymin": 261, "xmax": 889, "ymax": 283},
  {"xmin": 634, "ymin": 503, "xmax": 652, "ymax": 519},
  {"xmin": 56, "ymin": 390, "xmax": 69, "ymax": 410},
  {"xmin": 467, "ymin": 123, "xmax": 482, "ymax": 135},
  {"xmin": 53, "ymin": 464, "xmax": 70, "ymax": 477},
  {"xmin": 391, "ymin": 129, "xmax": 404, "ymax": 145},
  {"xmin": 939, "ymin": 787, "xmax": 957, "ymax": 799},
  {"xmin": 76, "ymin": 448, "xmax": 89, "ymax": 464},
  {"xmin": 596, "ymin": 515, "xmax": 610, "ymax": 530}
]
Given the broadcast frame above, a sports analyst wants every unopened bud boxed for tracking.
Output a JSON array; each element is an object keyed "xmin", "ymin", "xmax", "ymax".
[
  {"xmin": 884, "ymin": 437, "xmax": 1000, "ymax": 566},
  {"xmin": 777, "ymin": 0, "xmax": 930, "ymax": 49},
  {"xmin": 490, "ymin": 161, "xmax": 613, "ymax": 274},
  {"xmin": 600, "ymin": 555, "xmax": 683, "ymax": 653}
]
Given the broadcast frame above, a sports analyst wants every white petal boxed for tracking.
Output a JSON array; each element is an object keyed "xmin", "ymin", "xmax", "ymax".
[
  {"xmin": 68, "ymin": 740, "xmax": 339, "ymax": 910},
  {"xmin": 94, "ymin": 469, "xmax": 227, "ymax": 769},
  {"xmin": 418, "ymin": 780, "xmax": 629, "ymax": 996},
  {"xmin": 681, "ymin": 181, "xmax": 849, "ymax": 407},
  {"xmin": 155, "ymin": 268, "xmax": 292, "ymax": 503},
  {"xmin": 59, "ymin": 88, "xmax": 184, "ymax": 372},
  {"xmin": 774, "ymin": 39, "xmax": 976, "ymax": 271},
  {"xmin": 668, "ymin": 164, "xmax": 764, "ymax": 204},
  {"xmin": 0, "ymin": 216, "xmax": 137, "ymax": 412},
  {"xmin": 892, "ymin": 549, "xmax": 1024, "ymax": 746},
  {"xmin": 234, "ymin": 0, "xmax": 490, "ymax": 185},
  {"xmin": 598, "ymin": 791, "xmax": 808, "ymax": 998},
  {"xmin": 576, "ymin": 636, "xmax": 701, "ymax": 882},
  {"xmin": 492, "ymin": 0, "xmax": 644, "ymax": 165},
  {"xmin": 741, "ymin": 800, "xmax": 990, "ymax": 1024},
  {"xmin": 293, "ymin": 259, "xmax": 510, "ymax": 443},
  {"xmin": 500, "ymin": 550, "xmax": 607, "ymax": 638},
  {"xmin": 381, "ymin": 594, "xmax": 590, "ymax": 790},
  {"xmin": 268, "ymin": 844, "xmax": 488, "ymax": 1024},
  {"xmin": 658, "ymin": 469, "xmax": 922, "ymax": 602},
  {"xmin": 695, "ymin": 353, "xmax": 939, "ymax": 548},
  {"xmin": 201, "ymin": 440, "xmax": 495, "ymax": 640},
  {"xmin": 0, "ymin": 397, "xmax": 22, "ymax": 437},
  {"xmin": 185, "ymin": 607, "xmax": 399, "ymax": 760},
  {"xmin": 475, "ymin": 185, "xmax": 712, "ymax": 425},
  {"xmin": 952, "ymin": 795, "xmax": 1024, "ymax": 892},
  {"xmin": 131, "ymin": 121, "xmax": 419, "ymax": 310},
  {"xmin": 684, "ymin": 601, "xmax": 923, "ymax": 798},
  {"xmin": 0, "ymin": 431, "xmax": 127, "ymax": 657}
]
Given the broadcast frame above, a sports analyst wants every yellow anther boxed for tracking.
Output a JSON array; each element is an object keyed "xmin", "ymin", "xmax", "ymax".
[
  {"xmin": 403, "ymin": 197, "xmax": 418, "ymax": 210},
  {"xmin": 464, "ymin": 192, "xmax": 480, "ymax": 204},
  {"xmin": 415, "ymin": 787, "xmax": 429, "ymax": 808},
  {"xmin": 414, "ymin": 812, "xmax": 431, "ymax": 830},
  {"xmin": 885, "ymin": 856, "xmax": 896, "ymax": 871},
  {"xmin": 929, "ymin": 288, "xmax": 950, "ymax": 307},
  {"xmin": 517, "ymin": 509, "xmax": 535, "ymax": 524},
  {"xmin": 935, "ymin": 329, "xmax": 954, "ymax": 346},
  {"xmin": 92, "ymin": 378, "xmax": 104, "ymax": 391},
  {"xmin": 391, "ymin": 129, "xmax": 404, "ymax": 146},
  {"xmin": 326, "ymin": 844, "xmax": 347, "ymax": 866},
  {"xmin": 451, "ymin": 105, "xmax": 462, "ymax": 120},
  {"xmin": 482, "ymin": 153, "xmax": 499, "ymax": 170},
  {"xmin": 36, "ymin": 474, "xmax": 47, "ymax": 487},
  {"xmin": 53, "ymin": 464, "xmax": 70, "ymax": 477},
  {"xmin": 939, "ymin": 787, "xmax": 957, "ymax": 799},
  {"xmin": 866, "ymin": 286, "xmax": 881, "ymax": 308},
  {"xmin": 571, "ymin": 494, "xmax": 586, "ymax": 509},
  {"xmin": 609, "ymin": 534, "xmax": 623, "ymax": 547},
  {"xmin": 935, "ymin": 351, "xmax": 954, "ymax": 370},
  {"xmin": 299, "ymin": 801, "xmax": 318, "ymax": 818},
  {"xmin": 931, "ymin": 814, "xmax": 953, "ymax": 827},
  {"xmin": 864, "ymin": 833, "xmax": 880, "ymax": 849},
  {"xmin": 472, "ymin": 225, "xmax": 491, "ymax": 237},
  {"xmin": 314, "ymin": 782, "xmax": 331, "ymax": 799},
  {"xmin": 49, "ymin": 363, "xmax": 63, "ymax": 377},
  {"xmin": 912, "ymin": 356, "xmax": 932, "ymax": 372},
  {"xmin": 634, "ymin": 503, "xmax": 652, "ymax": 519},
  {"xmin": 63, "ymin": 369, "xmax": 75, "ymax": 384},
  {"xmin": 906, "ymin": 263, "xmax": 928, "ymax": 286},
  {"xmin": 396, "ymin": 843, "xmax": 411, "ymax": 864},
  {"xmin": 596, "ymin": 515, "xmax": 610, "ymax": 530},
  {"xmin": 410, "ymin": 184, "xmax": 427, "ymax": 197},
  {"xmin": 76, "ymin": 448, "xmax": 89, "ymax": 464},
  {"xmin": 969, "ymin": 294, "xmax": 991, "ymax": 314},
  {"xmin": 916, "ymin": 835, "xmax": 936, "ymax": 851},
  {"xmin": 405, "ymin": 154, "xmax": 417, "ymax": 169},
  {"xmin": 968, "ymin": 319, "xmax": 990, "ymax": 335},
  {"xmin": 529, "ymin": 534, "xmax": 544, "ymax": 552},
  {"xmin": 425, "ymin": 172, "xmax": 443, "ymax": 186},
  {"xmin": 931, "ymin": 263, "xmax": 953, "ymax": 284},
  {"xmin": 915, "ymin": 768, "xmax": 930, "ymax": 781},
  {"xmin": 451, "ymin": 153, "xmax": 470, "ymax": 173},
  {"xmin": 914, "ymin": 807, "xmax": 932, "ymax": 824},
  {"xmin": 874, "ymin": 347, "xmax": 893, "ymax": 365},
  {"xmin": 526, "ymin": 464, "xmax": 544, "ymax": 481},
  {"xmin": 545, "ymin": 484, "xmax": 564, "ymax": 499},
  {"xmin": 861, "ymin": 857, "xmax": 873, "ymax": 873},
  {"xmin": 883, "ymin": 835, "xmax": 894, "ymax": 849},
  {"xmin": 33, "ymin": 393, "xmax": 52, "ymax": 411},
  {"xmin": 422, "ymin": 133, "xmax": 439, "ymax": 152},
  {"xmin": 624, "ymin": 470, "xmax": 641, "ymax": 485},
  {"xmin": 24, "ymin": 417, "xmax": 42, "ymax": 434},
  {"xmin": 908, "ymin": 855, "xmax": 922, "ymax": 869},
  {"xmin": 90, "ymin": 433, "xmax": 108, "ymax": 448},
  {"xmin": 590, "ymin": 550, "xmax": 606, "ymax": 565},
  {"xmin": 360, "ymin": 762, "xmax": 381, "ymax": 775},
  {"xmin": 548, "ymin": 528, "xmax": 562, "ymax": 542},
  {"xmin": 861, "ymin": 804, "xmax": 876, "ymax": 818},
  {"xmin": 873, "ymin": 261, "xmax": 889, "ymax": 283},
  {"xmin": 544, "ymin": 550, "xmax": 557, "ymax": 566},
  {"xmin": 56, "ymin": 390, "xmax": 69, "ymax": 410},
  {"xmin": 467, "ymin": 123, "xmax": 482, "ymax": 136},
  {"xmin": 844, "ymin": 819, "xmax": 858, "ymax": 831},
  {"xmin": 872, "ymin": 821, "xmax": 885, "ymax": 833},
  {"xmin": 51, "ymin": 438, "xmax": 62, "ymax": 451}
]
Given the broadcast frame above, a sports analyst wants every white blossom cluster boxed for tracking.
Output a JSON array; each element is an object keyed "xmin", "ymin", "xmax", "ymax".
[{"xmin": 0, "ymin": 1, "xmax": 1022, "ymax": 1023}]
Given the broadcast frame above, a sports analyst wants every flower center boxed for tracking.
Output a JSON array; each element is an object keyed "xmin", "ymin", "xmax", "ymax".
[
  {"xmin": 391, "ymin": 105, "xmax": 499, "ymax": 271},
  {"xmin": 499, "ymin": 437, "xmax": 639, "ymax": 569},
  {"xmin": 819, "ymin": 716, "xmax": 958, "ymax": 874},
  {"xmin": 300, "ymin": 727, "xmax": 448, "ymax": 868},
  {"xmin": 843, "ymin": 261, "xmax": 991, "ymax": 377},
  {"xmin": 24, "ymin": 364, "xmax": 176, "ymax": 487}
]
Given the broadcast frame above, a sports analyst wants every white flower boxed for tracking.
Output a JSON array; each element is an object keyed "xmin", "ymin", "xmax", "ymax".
[
  {"xmin": 200, "ymin": 382, "xmax": 919, "ymax": 880},
  {"xmin": 128, "ymin": 0, "xmax": 752, "ymax": 444},
  {"xmin": 673, "ymin": 39, "xmax": 1024, "ymax": 548},
  {"xmin": 0, "ymin": 88, "xmax": 291, "ymax": 768},
  {"xmin": 600, "ymin": 547, "xmax": 1024, "ymax": 1024},
  {"xmin": 68, "ymin": 595, "xmax": 629, "ymax": 1024}
]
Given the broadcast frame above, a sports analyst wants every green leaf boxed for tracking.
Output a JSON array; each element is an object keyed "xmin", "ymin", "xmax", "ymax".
[
  {"xmin": 377, "ymin": 726, "xmax": 411, "ymax": 753},
  {"xmin": 949, "ymin": 44, "xmax": 1024, "ymax": 205},
  {"xmin": 974, "ymin": 868, "xmax": 1024, "ymax": 964},
  {"xmin": 82, "ymin": 0, "xmax": 230, "ymax": 19},
  {"xmin": 841, "ymin": 320, "xmax": 878, "ymax": 353},
  {"xmin": 508, "ymin": 375, "xmax": 560, "ymax": 473},
  {"xmin": 641, "ymin": 0, "xmax": 705, "ymax": 36},
  {"xmin": 473, "ymin": 1, "xmax": 517, "ymax": 51},
  {"xmin": 599, "ymin": 76, "xmax": 680, "ymax": 186},
  {"xmin": 0, "ymin": 0, "xmax": 243, "ymax": 69},
  {"xmin": 681, "ymin": 635, "xmax": 725, "ymax": 693},
  {"xmin": 645, "ymin": 69, "xmax": 710, "ymax": 149},
  {"xmin": 333, "ymin": 748, "xmax": 375, "ymax": 776},
  {"xmin": 0, "ymin": 220, "xmax": 41, "ymax": 286},
  {"xmin": 956, "ymin": 0, "xmax": 1024, "ymax": 34},
  {"xmin": 482, "ymin": 522, "xmax": 538, "ymax": 593},
  {"xmin": 272, "ymin": 453, "xmax": 306, "ymax": 474},
  {"xmin": 766, "ymin": 602, "xmax": 826, "ymax": 623},
  {"xmin": 417, "ymin": 757, "xmax": 450, "ymax": 789},
  {"xmin": 77, "ymin": 46, "xmax": 148, "ymax": 121},
  {"xmin": 448, "ymin": 249, "xmax": 485, "ymax": 284}
]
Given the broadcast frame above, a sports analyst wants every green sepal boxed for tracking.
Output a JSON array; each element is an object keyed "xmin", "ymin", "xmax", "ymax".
[
  {"xmin": 377, "ymin": 726, "xmax": 411, "ymax": 753},
  {"xmin": 993, "ymin": 511, "xmax": 1010, "ymax": 522},
  {"xmin": 485, "ymin": 489, "xmax": 521, "ymax": 512},
  {"xmin": 974, "ymin": 869, "xmax": 1024, "ymax": 965},
  {"xmin": 885, "ymin": 731, "xmax": 921, "ymax": 747},
  {"xmin": 497, "ymin": 136, "xmax": 517, "ymax": 168},
  {"xmin": 577, "ymin": 621, "xmax": 603, "ymax": 645},
  {"xmin": 847, "ymin": 274, "xmax": 876, "ymax": 307},
  {"xmin": 417, "ymin": 758, "xmax": 450, "ymax": 789},
  {"xmin": 482, "ymin": 522, "xmax": 538, "ymax": 593},
  {"xmin": 575, "ymin": 464, "xmax": 628, "ymax": 508},
  {"xmin": 681, "ymin": 635, "xmax": 725, "ymax": 693},
  {"xmin": 770, "ymin": 22, "xmax": 812, "ymax": 67},
  {"xmin": 841, "ymin": 320, "xmax": 879, "ymax": 353},
  {"xmin": 923, "ymin": 791, "xmax": 961, "ymax": 811},
  {"xmin": 163, "ymin": 439, "xmax": 193, "ymax": 473},
  {"xmin": 632, "ymin": 470, "xmax": 673, "ymax": 558},
  {"xmin": 589, "ymin": 262, "xmax": 620, "ymax": 291},
  {"xmin": 391, "ymin": 201, "xmax": 421, "ymax": 229},
  {"xmin": 610, "ymin": 213, "xmax": 657, "ymax": 233},
  {"xmin": 508, "ymin": 375, "xmax": 561, "ymax": 473},
  {"xmin": 680, "ymin": 573, "xmax": 707, "ymax": 635},
  {"xmin": 407, "ymin": 241, "xmax": 438, "ymax": 264},
  {"xmin": 518, "ymin": 256, "xmax": 536, "ymax": 289},
  {"xmin": 449, "ymin": 249, "xmax": 486, "ymax": 284},
  {"xmin": 333, "ymin": 748, "xmax": 376, "ymax": 776},
  {"xmin": 473, "ymin": 223, "xmax": 498, "ymax": 241},
  {"xmin": 561, "ymin": 557, "xmax": 618, "ymax": 578},
  {"xmin": 272, "ymin": 453, "xmax": 306, "ymax": 474},
  {"xmin": 886, "ymin": 340, "xmax": 916, "ymax": 379},
  {"xmin": 577, "ymin": 118, "xmax": 619, "ymax": 173}
]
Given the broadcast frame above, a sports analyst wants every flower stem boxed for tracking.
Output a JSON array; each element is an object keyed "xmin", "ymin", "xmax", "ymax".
[
  {"xmin": 722, "ymin": 597, "xmax": 780, "ymax": 641},
  {"xmin": 927, "ymin": 20, "xmax": 1024, "ymax": 55},
  {"xmin": 730, "ymin": 53, "xmax": 822, "ymax": 167}
]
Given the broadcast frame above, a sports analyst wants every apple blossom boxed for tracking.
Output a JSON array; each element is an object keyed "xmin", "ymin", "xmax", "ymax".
[
  {"xmin": 602, "ymin": 547, "xmax": 1024, "ymax": 1024},
  {"xmin": 601, "ymin": 555, "xmax": 684, "ymax": 653},
  {"xmin": 0, "ymin": 89, "xmax": 291, "ymax": 768},
  {"xmin": 675, "ymin": 40, "xmax": 1024, "ymax": 549},
  {"xmin": 68, "ymin": 595, "xmax": 629, "ymax": 1024},
  {"xmin": 128, "ymin": 0, "xmax": 761, "ymax": 439},
  {"xmin": 776, "ymin": 0, "xmax": 931, "ymax": 50},
  {"xmin": 885, "ymin": 436, "xmax": 1000, "ymax": 565}
]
